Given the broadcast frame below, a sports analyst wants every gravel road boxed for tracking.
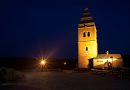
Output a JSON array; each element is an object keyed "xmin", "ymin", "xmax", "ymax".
[{"xmin": 0, "ymin": 71, "xmax": 130, "ymax": 90}]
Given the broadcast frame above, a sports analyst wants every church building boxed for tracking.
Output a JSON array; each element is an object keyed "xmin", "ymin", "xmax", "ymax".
[{"xmin": 78, "ymin": 8, "xmax": 123, "ymax": 69}]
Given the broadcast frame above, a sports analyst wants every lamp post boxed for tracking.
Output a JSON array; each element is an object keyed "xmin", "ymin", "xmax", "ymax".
[
  {"xmin": 106, "ymin": 51, "xmax": 109, "ymax": 70},
  {"xmin": 64, "ymin": 62, "xmax": 67, "ymax": 66},
  {"xmin": 63, "ymin": 61, "xmax": 67, "ymax": 69},
  {"xmin": 40, "ymin": 59, "xmax": 46, "ymax": 71}
]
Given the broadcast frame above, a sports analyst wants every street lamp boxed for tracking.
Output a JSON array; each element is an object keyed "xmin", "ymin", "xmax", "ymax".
[
  {"xmin": 40, "ymin": 59, "xmax": 46, "ymax": 71},
  {"xmin": 63, "ymin": 61, "xmax": 67, "ymax": 70},
  {"xmin": 64, "ymin": 62, "xmax": 67, "ymax": 66},
  {"xmin": 41, "ymin": 60, "xmax": 46, "ymax": 65}
]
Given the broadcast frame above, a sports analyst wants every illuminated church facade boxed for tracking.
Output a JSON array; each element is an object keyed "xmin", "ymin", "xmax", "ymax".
[{"xmin": 78, "ymin": 8, "xmax": 123, "ymax": 69}]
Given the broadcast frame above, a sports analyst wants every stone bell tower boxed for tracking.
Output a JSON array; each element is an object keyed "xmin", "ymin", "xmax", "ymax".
[{"xmin": 78, "ymin": 8, "xmax": 98, "ymax": 68}]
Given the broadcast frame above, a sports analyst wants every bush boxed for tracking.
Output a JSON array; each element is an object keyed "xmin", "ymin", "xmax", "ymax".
[{"xmin": 0, "ymin": 67, "xmax": 25, "ymax": 83}]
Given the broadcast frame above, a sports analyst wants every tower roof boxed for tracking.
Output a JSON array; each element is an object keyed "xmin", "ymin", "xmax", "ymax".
[{"xmin": 78, "ymin": 8, "xmax": 94, "ymax": 28}]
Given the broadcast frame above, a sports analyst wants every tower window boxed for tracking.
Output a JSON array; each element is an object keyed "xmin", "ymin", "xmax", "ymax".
[
  {"xmin": 86, "ymin": 47, "xmax": 88, "ymax": 51},
  {"xmin": 87, "ymin": 32, "xmax": 90, "ymax": 37},
  {"xmin": 83, "ymin": 32, "xmax": 86, "ymax": 37}
]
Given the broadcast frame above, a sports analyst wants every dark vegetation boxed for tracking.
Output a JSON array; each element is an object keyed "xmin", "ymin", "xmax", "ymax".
[
  {"xmin": 0, "ymin": 57, "xmax": 77, "ymax": 71},
  {"xmin": 0, "ymin": 54, "xmax": 130, "ymax": 71},
  {"xmin": 0, "ymin": 58, "xmax": 77, "ymax": 83},
  {"xmin": 0, "ymin": 55, "xmax": 130, "ymax": 83},
  {"xmin": 122, "ymin": 55, "xmax": 130, "ymax": 68},
  {"xmin": 0, "ymin": 67, "xmax": 25, "ymax": 83}
]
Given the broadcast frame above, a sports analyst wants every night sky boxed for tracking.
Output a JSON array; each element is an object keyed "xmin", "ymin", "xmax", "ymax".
[{"xmin": 0, "ymin": 0, "xmax": 130, "ymax": 58}]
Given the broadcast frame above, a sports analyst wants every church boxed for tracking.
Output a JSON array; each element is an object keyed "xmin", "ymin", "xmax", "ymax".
[{"xmin": 78, "ymin": 8, "xmax": 123, "ymax": 69}]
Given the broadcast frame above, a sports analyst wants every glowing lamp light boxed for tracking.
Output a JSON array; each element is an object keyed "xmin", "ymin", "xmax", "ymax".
[
  {"xmin": 40, "ymin": 60, "xmax": 46, "ymax": 65},
  {"xmin": 64, "ymin": 62, "xmax": 67, "ymax": 65}
]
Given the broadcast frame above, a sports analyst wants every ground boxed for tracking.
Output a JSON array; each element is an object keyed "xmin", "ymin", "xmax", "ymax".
[{"xmin": 0, "ymin": 71, "xmax": 130, "ymax": 90}]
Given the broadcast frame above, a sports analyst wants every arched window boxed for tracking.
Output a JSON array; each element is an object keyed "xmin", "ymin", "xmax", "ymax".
[
  {"xmin": 83, "ymin": 32, "xmax": 86, "ymax": 37},
  {"xmin": 87, "ymin": 32, "xmax": 90, "ymax": 37}
]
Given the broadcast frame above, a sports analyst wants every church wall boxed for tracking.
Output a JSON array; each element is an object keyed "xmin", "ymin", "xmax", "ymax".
[
  {"xmin": 78, "ymin": 41, "xmax": 97, "ymax": 68},
  {"xmin": 93, "ymin": 54, "xmax": 123, "ymax": 69},
  {"xmin": 78, "ymin": 26, "xmax": 97, "ymax": 42},
  {"xmin": 78, "ymin": 25, "xmax": 98, "ymax": 68},
  {"xmin": 77, "ymin": 8, "xmax": 123, "ymax": 69}
]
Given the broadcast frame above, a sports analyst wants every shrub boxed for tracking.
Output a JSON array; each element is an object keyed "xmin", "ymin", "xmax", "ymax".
[{"xmin": 0, "ymin": 67, "xmax": 25, "ymax": 83}]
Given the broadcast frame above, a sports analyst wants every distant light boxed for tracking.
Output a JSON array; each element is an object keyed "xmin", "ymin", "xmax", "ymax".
[
  {"xmin": 64, "ymin": 62, "xmax": 67, "ymax": 65},
  {"xmin": 106, "ymin": 51, "xmax": 109, "ymax": 55}
]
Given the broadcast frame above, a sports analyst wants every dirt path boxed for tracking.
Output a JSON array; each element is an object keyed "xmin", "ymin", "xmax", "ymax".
[{"xmin": 1, "ymin": 71, "xmax": 130, "ymax": 90}]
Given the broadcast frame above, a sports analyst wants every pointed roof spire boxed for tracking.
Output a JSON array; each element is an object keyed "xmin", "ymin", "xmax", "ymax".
[
  {"xmin": 80, "ymin": 8, "xmax": 93, "ymax": 24},
  {"xmin": 84, "ymin": 8, "xmax": 89, "ymax": 11},
  {"xmin": 78, "ymin": 8, "xmax": 95, "ymax": 28},
  {"xmin": 83, "ymin": 8, "xmax": 91, "ymax": 17}
]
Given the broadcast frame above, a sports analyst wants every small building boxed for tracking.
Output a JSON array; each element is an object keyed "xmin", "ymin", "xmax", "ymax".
[{"xmin": 93, "ymin": 54, "xmax": 123, "ymax": 69}]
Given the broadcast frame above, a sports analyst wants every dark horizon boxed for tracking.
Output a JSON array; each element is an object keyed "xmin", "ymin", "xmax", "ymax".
[
  {"xmin": 0, "ymin": 0, "xmax": 130, "ymax": 58},
  {"xmin": 0, "ymin": 55, "xmax": 130, "ymax": 70}
]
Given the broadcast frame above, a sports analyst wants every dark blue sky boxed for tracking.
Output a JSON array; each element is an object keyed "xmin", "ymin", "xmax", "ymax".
[{"xmin": 0, "ymin": 0, "xmax": 130, "ymax": 58}]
